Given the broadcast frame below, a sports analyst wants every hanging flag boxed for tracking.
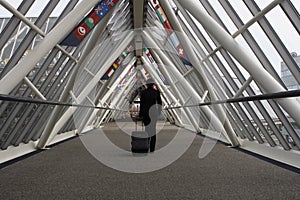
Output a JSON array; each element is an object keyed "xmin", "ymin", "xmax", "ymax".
[
  {"xmin": 145, "ymin": 71, "xmax": 151, "ymax": 78},
  {"xmin": 117, "ymin": 65, "xmax": 136, "ymax": 90},
  {"xmin": 155, "ymin": 7, "xmax": 167, "ymax": 23},
  {"xmin": 163, "ymin": 20, "xmax": 173, "ymax": 35},
  {"xmin": 151, "ymin": 0, "xmax": 160, "ymax": 9},
  {"xmin": 101, "ymin": 44, "xmax": 133, "ymax": 80},
  {"xmin": 149, "ymin": 0, "xmax": 191, "ymax": 66},
  {"xmin": 143, "ymin": 48, "xmax": 169, "ymax": 85},
  {"xmin": 61, "ymin": 0, "xmax": 118, "ymax": 46},
  {"xmin": 144, "ymin": 48, "xmax": 155, "ymax": 63},
  {"xmin": 169, "ymin": 32, "xmax": 180, "ymax": 47}
]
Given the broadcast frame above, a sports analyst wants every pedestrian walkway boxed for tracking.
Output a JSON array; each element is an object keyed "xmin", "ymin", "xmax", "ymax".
[{"xmin": 0, "ymin": 121, "xmax": 299, "ymax": 199}]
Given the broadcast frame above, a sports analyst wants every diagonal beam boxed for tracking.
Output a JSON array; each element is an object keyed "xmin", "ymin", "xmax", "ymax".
[
  {"xmin": 133, "ymin": 0, "xmax": 145, "ymax": 56},
  {"xmin": 160, "ymin": 0, "xmax": 239, "ymax": 146},
  {"xmin": 143, "ymin": 30, "xmax": 238, "ymax": 143},
  {"xmin": 37, "ymin": 31, "xmax": 135, "ymax": 149},
  {"xmin": 0, "ymin": 0, "xmax": 101, "ymax": 94},
  {"xmin": 178, "ymin": 0, "xmax": 300, "ymax": 130},
  {"xmin": 133, "ymin": 0, "xmax": 145, "ymax": 29},
  {"xmin": 141, "ymin": 55, "xmax": 183, "ymax": 125},
  {"xmin": 36, "ymin": 7, "xmax": 115, "ymax": 149},
  {"xmin": 87, "ymin": 57, "xmax": 137, "ymax": 128}
]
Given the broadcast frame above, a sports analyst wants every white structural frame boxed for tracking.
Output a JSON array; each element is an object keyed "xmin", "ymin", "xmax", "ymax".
[
  {"xmin": 0, "ymin": 0, "xmax": 299, "ymax": 170},
  {"xmin": 143, "ymin": 30, "xmax": 238, "ymax": 143},
  {"xmin": 177, "ymin": 0, "xmax": 300, "ymax": 127},
  {"xmin": 37, "ymin": 31, "xmax": 135, "ymax": 148},
  {"xmin": 37, "ymin": 10, "xmax": 114, "ymax": 148},
  {"xmin": 0, "ymin": 0, "xmax": 100, "ymax": 94},
  {"xmin": 160, "ymin": 0, "xmax": 239, "ymax": 146},
  {"xmin": 141, "ymin": 55, "xmax": 183, "ymax": 126}
]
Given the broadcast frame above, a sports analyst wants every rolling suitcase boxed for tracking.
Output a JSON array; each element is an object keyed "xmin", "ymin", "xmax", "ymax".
[{"xmin": 131, "ymin": 121, "xmax": 149, "ymax": 153}]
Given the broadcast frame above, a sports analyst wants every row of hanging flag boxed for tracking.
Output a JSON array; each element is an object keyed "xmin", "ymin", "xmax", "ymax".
[
  {"xmin": 149, "ymin": 0, "xmax": 191, "ymax": 66},
  {"xmin": 61, "ymin": 0, "xmax": 119, "ymax": 46},
  {"xmin": 123, "ymin": 75, "xmax": 137, "ymax": 97},
  {"xmin": 101, "ymin": 44, "xmax": 134, "ymax": 80},
  {"xmin": 59, "ymin": 0, "xmax": 191, "ymax": 87},
  {"xmin": 117, "ymin": 65, "xmax": 136, "ymax": 91},
  {"xmin": 143, "ymin": 48, "xmax": 169, "ymax": 85}
]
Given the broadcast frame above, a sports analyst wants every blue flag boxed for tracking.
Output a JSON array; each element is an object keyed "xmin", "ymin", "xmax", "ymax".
[{"xmin": 61, "ymin": 0, "xmax": 118, "ymax": 46}]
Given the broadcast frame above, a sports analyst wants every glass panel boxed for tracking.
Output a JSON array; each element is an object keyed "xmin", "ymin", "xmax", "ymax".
[
  {"xmin": 290, "ymin": 0, "xmax": 300, "ymax": 11},
  {"xmin": 227, "ymin": 0, "xmax": 254, "ymax": 25},
  {"xmin": 247, "ymin": 23, "xmax": 282, "ymax": 76},
  {"xmin": 265, "ymin": 7, "xmax": 300, "ymax": 54},
  {"xmin": 254, "ymin": 0, "xmax": 273, "ymax": 10},
  {"xmin": 0, "ymin": 0, "xmax": 22, "ymax": 17},
  {"xmin": 281, "ymin": 53, "xmax": 300, "ymax": 90},
  {"xmin": 233, "ymin": 35, "xmax": 257, "ymax": 79},
  {"xmin": 216, "ymin": 51, "xmax": 236, "ymax": 78},
  {"xmin": 208, "ymin": 56, "xmax": 223, "ymax": 79},
  {"xmin": 25, "ymin": 1, "xmax": 50, "ymax": 17},
  {"xmin": 249, "ymin": 81, "xmax": 261, "ymax": 95},
  {"xmin": 189, "ymin": 13, "xmax": 216, "ymax": 52},
  {"xmin": 208, "ymin": 0, "xmax": 238, "ymax": 34},
  {"xmin": 51, "ymin": 0, "xmax": 72, "ymax": 17}
]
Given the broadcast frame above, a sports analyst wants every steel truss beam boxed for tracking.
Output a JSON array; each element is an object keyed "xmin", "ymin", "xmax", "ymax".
[
  {"xmin": 177, "ymin": 0, "xmax": 300, "ymax": 130},
  {"xmin": 0, "ymin": 0, "xmax": 101, "ymax": 94},
  {"xmin": 160, "ymin": 0, "xmax": 239, "ymax": 146},
  {"xmin": 143, "ymin": 30, "xmax": 237, "ymax": 143},
  {"xmin": 37, "ymin": 31, "xmax": 135, "ymax": 148}
]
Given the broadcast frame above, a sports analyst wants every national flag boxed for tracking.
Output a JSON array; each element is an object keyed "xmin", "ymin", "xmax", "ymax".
[
  {"xmin": 126, "ymin": 45, "xmax": 134, "ymax": 52},
  {"xmin": 150, "ymin": 0, "xmax": 160, "ymax": 10},
  {"xmin": 105, "ymin": 0, "xmax": 118, "ymax": 8},
  {"xmin": 142, "ymin": 59, "xmax": 152, "ymax": 78},
  {"xmin": 163, "ymin": 20, "xmax": 173, "ymax": 35},
  {"xmin": 144, "ymin": 48, "xmax": 151, "ymax": 56},
  {"xmin": 144, "ymin": 48, "xmax": 169, "ymax": 85},
  {"xmin": 149, "ymin": 0, "xmax": 192, "ymax": 66},
  {"xmin": 169, "ymin": 32, "xmax": 180, "ymax": 48},
  {"xmin": 149, "ymin": 56, "xmax": 155, "ymax": 63},
  {"xmin": 94, "ymin": 5, "xmax": 102, "ymax": 16},
  {"xmin": 158, "ymin": 71, "xmax": 169, "ymax": 85},
  {"xmin": 119, "ymin": 77, "xmax": 126, "ymax": 86},
  {"xmin": 121, "ymin": 52, "xmax": 127, "ymax": 58},
  {"xmin": 176, "ymin": 45, "xmax": 191, "ymax": 65},
  {"xmin": 144, "ymin": 48, "xmax": 154, "ymax": 63},
  {"xmin": 141, "ymin": 68, "xmax": 147, "ymax": 76},
  {"xmin": 113, "ymin": 62, "xmax": 118, "ymax": 69},
  {"xmin": 176, "ymin": 44, "xmax": 185, "ymax": 59},
  {"xmin": 129, "ymin": 65, "xmax": 135, "ymax": 75},
  {"xmin": 115, "ymin": 57, "xmax": 123, "ymax": 65},
  {"xmin": 74, "ymin": 22, "xmax": 90, "ymax": 41},
  {"xmin": 102, "ymin": 67, "xmax": 115, "ymax": 80},
  {"xmin": 118, "ymin": 56, "xmax": 124, "ymax": 63},
  {"xmin": 95, "ymin": 2, "xmax": 110, "ymax": 18},
  {"xmin": 156, "ymin": 7, "xmax": 167, "ymax": 23},
  {"xmin": 107, "ymin": 68, "xmax": 115, "ymax": 76},
  {"xmin": 101, "ymin": 44, "xmax": 133, "ymax": 80},
  {"xmin": 60, "ymin": 0, "xmax": 119, "ymax": 46},
  {"xmin": 85, "ymin": 12, "xmax": 100, "ymax": 29}
]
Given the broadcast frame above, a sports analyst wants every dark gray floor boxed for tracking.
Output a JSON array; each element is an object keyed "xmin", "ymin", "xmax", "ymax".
[{"xmin": 1, "ymin": 121, "xmax": 299, "ymax": 199}]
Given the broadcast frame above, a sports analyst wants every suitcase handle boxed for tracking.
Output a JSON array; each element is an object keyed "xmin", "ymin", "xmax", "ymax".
[{"xmin": 135, "ymin": 120, "xmax": 144, "ymax": 131}]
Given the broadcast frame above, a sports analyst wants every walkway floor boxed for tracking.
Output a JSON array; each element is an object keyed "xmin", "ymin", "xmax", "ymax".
[{"xmin": 0, "ymin": 121, "xmax": 299, "ymax": 199}]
